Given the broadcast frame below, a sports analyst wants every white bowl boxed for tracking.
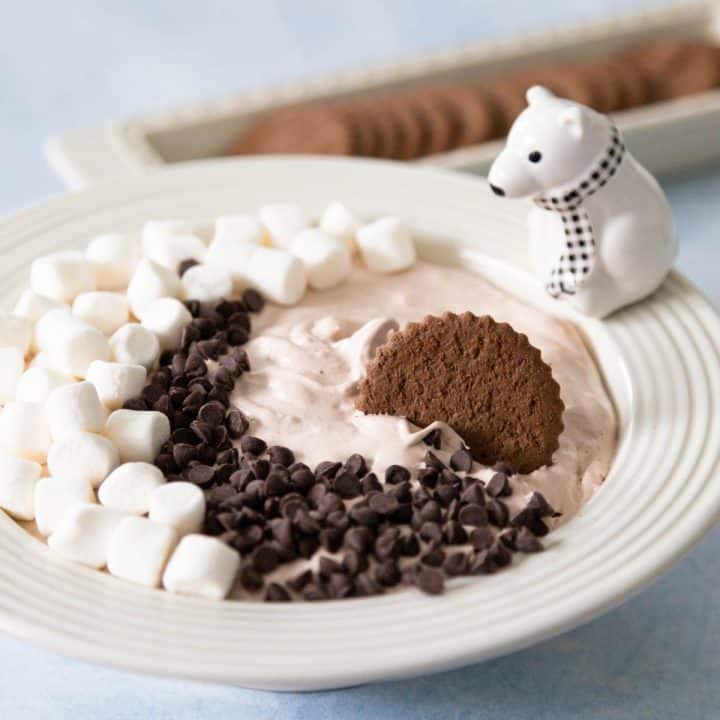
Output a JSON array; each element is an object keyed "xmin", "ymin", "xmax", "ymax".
[{"xmin": 0, "ymin": 157, "xmax": 718, "ymax": 691}]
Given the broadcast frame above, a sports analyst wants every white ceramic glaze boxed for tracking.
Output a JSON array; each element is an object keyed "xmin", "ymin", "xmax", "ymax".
[
  {"xmin": 488, "ymin": 87, "xmax": 677, "ymax": 318},
  {"xmin": 0, "ymin": 157, "xmax": 719, "ymax": 691}
]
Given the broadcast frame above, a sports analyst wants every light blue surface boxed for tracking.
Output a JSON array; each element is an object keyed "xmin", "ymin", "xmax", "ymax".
[{"xmin": 1, "ymin": 1, "xmax": 719, "ymax": 718}]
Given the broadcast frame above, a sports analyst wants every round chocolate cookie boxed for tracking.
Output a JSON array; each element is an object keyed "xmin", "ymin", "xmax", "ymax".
[
  {"xmin": 407, "ymin": 88, "xmax": 457, "ymax": 156},
  {"xmin": 349, "ymin": 97, "xmax": 398, "ymax": 159},
  {"xmin": 229, "ymin": 104, "xmax": 357, "ymax": 156},
  {"xmin": 511, "ymin": 65, "xmax": 596, "ymax": 108},
  {"xmin": 482, "ymin": 80, "xmax": 528, "ymax": 135},
  {"xmin": 382, "ymin": 96, "xmax": 425, "ymax": 160},
  {"xmin": 356, "ymin": 312, "xmax": 564, "ymax": 473}
]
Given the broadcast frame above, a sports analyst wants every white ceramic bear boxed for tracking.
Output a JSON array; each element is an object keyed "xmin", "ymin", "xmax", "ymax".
[{"xmin": 488, "ymin": 86, "xmax": 677, "ymax": 318}]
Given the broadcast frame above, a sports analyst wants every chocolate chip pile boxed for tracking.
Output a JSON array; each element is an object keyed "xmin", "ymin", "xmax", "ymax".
[
  {"xmin": 122, "ymin": 267, "xmax": 556, "ymax": 601},
  {"xmin": 228, "ymin": 38, "xmax": 720, "ymax": 161}
]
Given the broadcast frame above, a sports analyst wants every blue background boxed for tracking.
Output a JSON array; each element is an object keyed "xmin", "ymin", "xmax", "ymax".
[{"xmin": 1, "ymin": 1, "xmax": 719, "ymax": 717}]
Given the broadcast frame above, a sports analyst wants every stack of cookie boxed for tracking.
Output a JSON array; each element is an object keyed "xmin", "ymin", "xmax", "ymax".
[{"xmin": 228, "ymin": 38, "xmax": 720, "ymax": 160}]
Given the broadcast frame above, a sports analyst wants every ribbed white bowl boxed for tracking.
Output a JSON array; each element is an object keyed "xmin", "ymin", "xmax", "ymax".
[{"xmin": 0, "ymin": 158, "xmax": 718, "ymax": 691}]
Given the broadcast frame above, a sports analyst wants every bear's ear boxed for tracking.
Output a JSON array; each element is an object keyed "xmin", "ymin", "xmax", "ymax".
[
  {"xmin": 526, "ymin": 86, "xmax": 555, "ymax": 106},
  {"xmin": 559, "ymin": 106, "xmax": 586, "ymax": 140}
]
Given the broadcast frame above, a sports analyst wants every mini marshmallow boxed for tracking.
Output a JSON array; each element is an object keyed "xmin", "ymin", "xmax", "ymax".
[
  {"xmin": 319, "ymin": 202, "xmax": 358, "ymax": 253},
  {"xmin": 356, "ymin": 217, "xmax": 416, "ymax": 273},
  {"xmin": 86, "ymin": 360, "xmax": 147, "ymax": 410},
  {"xmin": 48, "ymin": 503, "xmax": 129, "ymax": 569},
  {"xmin": 29, "ymin": 352, "xmax": 56, "ymax": 370},
  {"xmin": 0, "ymin": 454, "xmax": 42, "ymax": 520},
  {"xmin": 142, "ymin": 230, "xmax": 207, "ymax": 272},
  {"xmin": 0, "ymin": 347, "xmax": 24, "ymax": 402},
  {"xmin": 30, "ymin": 251, "xmax": 96, "ymax": 303},
  {"xmin": 72, "ymin": 291, "xmax": 129, "ymax": 336},
  {"xmin": 213, "ymin": 214, "xmax": 264, "ymax": 247},
  {"xmin": 126, "ymin": 259, "xmax": 181, "ymax": 321},
  {"xmin": 13, "ymin": 289, "xmax": 65, "ymax": 325},
  {"xmin": 33, "ymin": 306, "xmax": 73, "ymax": 353},
  {"xmin": 98, "ymin": 462, "xmax": 165, "ymax": 514},
  {"xmin": 45, "ymin": 381, "xmax": 107, "ymax": 439},
  {"xmin": 16, "ymin": 367, "xmax": 74, "ymax": 404},
  {"xmin": 259, "ymin": 203, "xmax": 310, "ymax": 249},
  {"xmin": 107, "ymin": 515, "xmax": 178, "ymax": 587},
  {"xmin": 148, "ymin": 481, "xmax": 205, "ymax": 536},
  {"xmin": 141, "ymin": 297, "xmax": 192, "ymax": 351},
  {"xmin": 291, "ymin": 228, "xmax": 352, "ymax": 290},
  {"xmin": 204, "ymin": 235, "xmax": 257, "ymax": 288},
  {"xmin": 0, "ymin": 402, "xmax": 51, "ymax": 461},
  {"xmin": 34, "ymin": 475, "xmax": 95, "ymax": 536},
  {"xmin": 246, "ymin": 246, "xmax": 307, "ymax": 306},
  {"xmin": 0, "ymin": 312, "xmax": 31, "ymax": 355},
  {"xmin": 163, "ymin": 534, "xmax": 240, "ymax": 600},
  {"xmin": 48, "ymin": 431, "xmax": 119, "ymax": 488},
  {"xmin": 85, "ymin": 232, "xmax": 141, "ymax": 290},
  {"xmin": 109, "ymin": 323, "xmax": 160, "ymax": 371},
  {"xmin": 143, "ymin": 219, "xmax": 209, "ymax": 246},
  {"xmin": 180, "ymin": 263, "xmax": 233, "ymax": 305},
  {"xmin": 105, "ymin": 409, "xmax": 171, "ymax": 463},
  {"xmin": 45, "ymin": 317, "xmax": 111, "ymax": 378}
]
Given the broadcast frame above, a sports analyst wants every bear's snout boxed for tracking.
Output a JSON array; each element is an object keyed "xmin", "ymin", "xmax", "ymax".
[{"xmin": 489, "ymin": 184, "xmax": 505, "ymax": 197}]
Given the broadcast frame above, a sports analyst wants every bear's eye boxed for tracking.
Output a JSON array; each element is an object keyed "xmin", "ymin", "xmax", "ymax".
[{"xmin": 528, "ymin": 150, "xmax": 542, "ymax": 163}]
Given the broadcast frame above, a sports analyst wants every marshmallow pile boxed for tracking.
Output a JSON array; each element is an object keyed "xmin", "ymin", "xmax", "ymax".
[{"xmin": 0, "ymin": 201, "xmax": 416, "ymax": 601}]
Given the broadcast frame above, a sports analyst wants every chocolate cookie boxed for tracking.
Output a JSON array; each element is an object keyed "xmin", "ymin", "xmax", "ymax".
[
  {"xmin": 408, "ymin": 88, "xmax": 457, "ymax": 156},
  {"xmin": 383, "ymin": 96, "xmax": 425, "ymax": 160},
  {"xmin": 356, "ymin": 313, "xmax": 564, "ymax": 473},
  {"xmin": 229, "ymin": 104, "xmax": 357, "ymax": 156},
  {"xmin": 439, "ymin": 85, "xmax": 499, "ymax": 148}
]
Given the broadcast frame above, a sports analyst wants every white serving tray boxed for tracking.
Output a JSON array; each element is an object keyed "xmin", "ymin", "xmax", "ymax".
[{"xmin": 47, "ymin": 1, "xmax": 720, "ymax": 188}]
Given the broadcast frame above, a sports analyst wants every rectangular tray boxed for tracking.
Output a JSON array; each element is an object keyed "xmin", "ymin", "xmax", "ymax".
[{"xmin": 46, "ymin": 1, "xmax": 720, "ymax": 188}]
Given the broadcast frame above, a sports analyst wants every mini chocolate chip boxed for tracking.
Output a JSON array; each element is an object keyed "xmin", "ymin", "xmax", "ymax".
[
  {"xmin": 492, "ymin": 462, "xmax": 517, "ymax": 476},
  {"xmin": 421, "ymin": 547, "xmax": 445, "ymax": 567},
  {"xmin": 264, "ymin": 583, "xmax": 291, "ymax": 602},
  {"xmin": 197, "ymin": 401, "xmax": 226, "ymax": 427},
  {"xmin": 326, "ymin": 510, "xmax": 350, "ymax": 532},
  {"xmin": 470, "ymin": 526, "xmax": 494, "ymax": 550},
  {"xmin": 252, "ymin": 544, "xmax": 280, "ymax": 574},
  {"xmin": 362, "ymin": 473, "xmax": 382, "ymax": 494},
  {"xmin": 423, "ymin": 428, "xmax": 442, "ymax": 449},
  {"xmin": 385, "ymin": 464, "xmax": 411, "ymax": 485},
  {"xmin": 516, "ymin": 527, "xmax": 544, "ymax": 553},
  {"xmin": 317, "ymin": 492, "xmax": 343, "ymax": 516},
  {"xmin": 419, "ymin": 500, "xmax": 442, "ymax": 522},
  {"xmin": 449, "ymin": 447, "xmax": 473, "ymax": 472},
  {"xmin": 279, "ymin": 493, "xmax": 306, "ymax": 517},
  {"xmin": 142, "ymin": 384, "xmax": 165, "ymax": 405},
  {"xmin": 318, "ymin": 556, "xmax": 344, "ymax": 579},
  {"xmin": 184, "ymin": 299, "xmax": 201, "ymax": 318},
  {"xmin": 355, "ymin": 573, "xmax": 382, "ymax": 597},
  {"xmin": 293, "ymin": 507, "xmax": 321, "ymax": 535},
  {"xmin": 510, "ymin": 508, "xmax": 549, "ymax": 537},
  {"xmin": 315, "ymin": 461, "xmax": 342, "ymax": 480},
  {"xmin": 327, "ymin": 573, "xmax": 354, "ymax": 599},
  {"xmin": 376, "ymin": 559, "xmax": 401, "ymax": 587},
  {"xmin": 349, "ymin": 506, "xmax": 380, "ymax": 527},
  {"xmin": 487, "ymin": 499, "xmax": 509, "ymax": 527},
  {"xmin": 296, "ymin": 535, "xmax": 319, "ymax": 559},
  {"xmin": 333, "ymin": 472, "xmax": 361, "ymax": 499},
  {"xmin": 468, "ymin": 549, "xmax": 495, "ymax": 574},
  {"xmin": 459, "ymin": 503, "xmax": 488, "ymax": 527},
  {"xmin": 344, "ymin": 526, "xmax": 373, "ymax": 553},
  {"xmin": 240, "ymin": 436, "xmax": 266, "ymax": 455},
  {"xmin": 290, "ymin": 467, "xmax": 315, "ymax": 494},
  {"xmin": 240, "ymin": 565, "xmax": 264, "ymax": 591},
  {"xmin": 342, "ymin": 549, "xmax": 368, "ymax": 576},
  {"xmin": 213, "ymin": 367, "xmax": 235, "ymax": 391},
  {"xmin": 217, "ymin": 447, "xmax": 238, "ymax": 466},
  {"xmin": 225, "ymin": 410, "xmax": 248, "ymax": 438},
  {"xmin": 266, "ymin": 446, "xmax": 294, "ymax": 468},
  {"xmin": 416, "ymin": 566, "xmax": 444, "ymax": 595},
  {"xmin": 460, "ymin": 483, "xmax": 485, "ymax": 506},
  {"xmin": 419, "ymin": 521, "xmax": 442, "ymax": 544},
  {"xmin": 399, "ymin": 533, "xmax": 421, "ymax": 557},
  {"xmin": 443, "ymin": 520, "xmax": 468, "ymax": 545},
  {"xmin": 230, "ymin": 469, "xmax": 254, "ymax": 491},
  {"xmin": 303, "ymin": 582, "xmax": 328, "ymax": 601},
  {"xmin": 172, "ymin": 427, "xmax": 197, "ymax": 444},
  {"xmin": 390, "ymin": 481, "xmax": 412, "ymax": 503},
  {"xmin": 187, "ymin": 464, "xmax": 216, "ymax": 487},
  {"xmin": 197, "ymin": 339, "xmax": 223, "ymax": 360},
  {"xmin": 486, "ymin": 472, "xmax": 511, "ymax": 498},
  {"xmin": 434, "ymin": 483, "xmax": 459, "ymax": 507},
  {"xmin": 489, "ymin": 541, "xmax": 512, "ymax": 567},
  {"xmin": 155, "ymin": 453, "xmax": 176, "ymax": 475},
  {"xmin": 498, "ymin": 528, "xmax": 518, "ymax": 550},
  {"xmin": 526, "ymin": 491, "xmax": 554, "ymax": 518},
  {"xmin": 183, "ymin": 388, "xmax": 206, "ymax": 411},
  {"xmin": 417, "ymin": 468, "xmax": 438, "ymax": 488},
  {"xmin": 368, "ymin": 493, "xmax": 399, "ymax": 515},
  {"xmin": 319, "ymin": 527, "xmax": 343, "ymax": 552},
  {"xmin": 172, "ymin": 443, "xmax": 197, "ymax": 468},
  {"xmin": 189, "ymin": 420, "xmax": 214, "ymax": 445},
  {"xmin": 265, "ymin": 470, "xmax": 290, "ymax": 497},
  {"xmin": 444, "ymin": 552, "xmax": 469, "ymax": 576},
  {"xmin": 185, "ymin": 354, "xmax": 208, "ymax": 379},
  {"xmin": 340, "ymin": 453, "xmax": 365, "ymax": 478},
  {"xmin": 123, "ymin": 397, "xmax": 148, "ymax": 411},
  {"xmin": 242, "ymin": 288, "xmax": 264, "ymax": 312},
  {"xmin": 424, "ymin": 451, "xmax": 445, "ymax": 471}
]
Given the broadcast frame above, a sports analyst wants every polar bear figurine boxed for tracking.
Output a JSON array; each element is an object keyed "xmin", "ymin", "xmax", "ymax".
[{"xmin": 487, "ymin": 86, "xmax": 676, "ymax": 318}]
